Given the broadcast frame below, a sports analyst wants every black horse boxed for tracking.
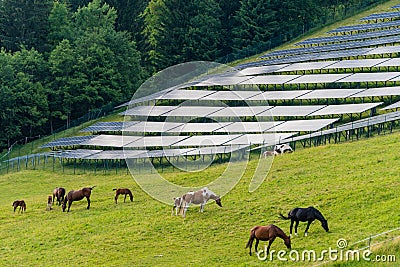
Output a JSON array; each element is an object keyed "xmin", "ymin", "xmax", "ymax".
[{"xmin": 280, "ymin": 206, "xmax": 329, "ymax": 236}]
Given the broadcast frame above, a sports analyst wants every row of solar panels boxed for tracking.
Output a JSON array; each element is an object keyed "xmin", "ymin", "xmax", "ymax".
[
  {"xmin": 80, "ymin": 118, "xmax": 338, "ymax": 133},
  {"xmin": 189, "ymin": 72, "xmax": 400, "ymax": 87},
  {"xmin": 122, "ymin": 87, "xmax": 400, "ymax": 104},
  {"xmin": 327, "ymin": 20, "xmax": 400, "ymax": 34},
  {"xmin": 121, "ymin": 103, "xmax": 381, "ymax": 118},
  {"xmin": 46, "ymin": 145, "xmax": 248, "ymax": 160},
  {"xmin": 42, "ymin": 133, "xmax": 296, "ymax": 149},
  {"xmin": 361, "ymin": 11, "xmax": 400, "ymax": 21},
  {"xmin": 238, "ymin": 46, "xmax": 400, "ymax": 69},
  {"xmin": 261, "ymin": 35, "xmax": 399, "ymax": 58},
  {"xmin": 283, "ymin": 110, "xmax": 400, "ymax": 143},
  {"xmin": 296, "ymin": 27, "xmax": 400, "ymax": 46},
  {"xmin": 235, "ymin": 58, "xmax": 400, "ymax": 76}
]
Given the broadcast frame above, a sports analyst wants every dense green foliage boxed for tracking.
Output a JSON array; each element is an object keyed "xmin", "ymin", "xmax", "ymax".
[
  {"xmin": 0, "ymin": 132, "xmax": 399, "ymax": 266},
  {"xmin": 0, "ymin": 0, "xmax": 387, "ymax": 150}
]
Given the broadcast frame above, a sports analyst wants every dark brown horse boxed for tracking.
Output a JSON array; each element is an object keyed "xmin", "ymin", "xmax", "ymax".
[
  {"xmin": 12, "ymin": 200, "xmax": 26, "ymax": 213},
  {"xmin": 246, "ymin": 224, "xmax": 291, "ymax": 256},
  {"xmin": 113, "ymin": 188, "xmax": 133, "ymax": 204},
  {"xmin": 62, "ymin": 186, "xmax": 95, "ymax": 212},
  {"xmin": 53, "ymin": 187, "xmax": 66, "ymax": 206}
]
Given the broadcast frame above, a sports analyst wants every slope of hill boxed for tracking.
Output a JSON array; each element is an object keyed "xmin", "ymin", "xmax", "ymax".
[{"xmin": 0, "ymin": 132, "xmax": 399, "ymax": 266}]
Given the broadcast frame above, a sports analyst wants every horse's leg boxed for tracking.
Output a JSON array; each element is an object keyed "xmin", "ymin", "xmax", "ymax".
[
  {"xmin": 86, "ymin": 197, "xmax": 91, "ymax": 209},
  {"xmin": 304, "ymin": 221, "xmax": 312, "ymax": 236},
  {"xmin": 290, "ymin": 220, "xmax": 294, "ymax": 236},
  {"xmin": 254, "ymin": 239, "xmax": 260, "ymax": 254},
  {"xmin": 115, "ymin": 194, "xmax": 118, "ymax": 204},
  {"xmin": 266, "ymin": 238, "xmax": 275, "ymax": 255},
  {"xmin": 124, "ymin": 194, "xmax": 127, "ymax": 203},
  {"xmin": 294, "ymin": 221, "xmax": 299, "ymax": 236},
  {"xmin": 67, "ymin": 200, "xmax": 72, "ymax": 212}
]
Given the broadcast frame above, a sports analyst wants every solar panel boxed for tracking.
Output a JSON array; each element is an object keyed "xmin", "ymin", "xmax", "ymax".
[
  {"xmin": 121, "ymin": 105, "xmax": 177, "ymax": 116},
  {"xmin": 261, "ymin": 36, "xmax": 400, "ymax": 59},
  {"xmin": 327, "ymin": 20, "xmax": 400, "ymax": 34},
  {"xmin": 286, "ymin": 73, "xmax": 352, "ymax": 84},
  {"xmin": 351, "ymin": 86, "xmax": 400, "ymax": 97},
  {"xmin": 366, "ymin": 45, "xmax": 400, "ymax": 55},
  {"xmin": 80, "ymin": 121, "xmax": 138, "ymax": 132},
  {"xmin": 54, "ymin": 149, "xmax": 102, "ymax": 159},
  {"xmin": 324, "ymin": 58, "xmax": 390, "ymax": 69},
  {"xmin": 361, "ymin": 11, "xmax": 400, "ymax": 21},
  {"xmin": 193, "ymin": 76, "xmax": 252, "ymax": 87},
  {"xmin": 167, "ymin": 106, "xmax": 225, "ymax": 117},
  {"xmin": 213, "ymin": 121, "xmax": 283, "ymax": 133},
  {"xmin": 270, "ymin": 119, "xmax": 339, "ymax": 132},
  {"xmin": 156, "ymin": 89, "xmax": 217, "ymax": 100},
  {"xmin": 84, "ymin": 150, "xmax": 148, "ymax": 159},
  {"xmin": 41, "ymin": 136, "xmax": 95, "ymax": 148},
  {"xmin": 393, "ymin": 4, "xmax": 400, "ymax": 9},
  {"xmin": 381, "ymin": 101, "xmax": 400, "ymax": 110},
  {"xmin": 182, "ymin": 145, "xmax": 249, "ymax": 156},
  {"xmin": 338, "ymin": 72, "xmax": 400, "ymax": 82},
  {"xmin": 201, "ymin": 90, "xmax": 263, "ymax": 101},
  {"xmin": 263, "ymin": 105, "xmax": 325, "ymax": 117},
  {"xmin": 173, "ymin": 134, "xmax": 242, "ymax": 147},
  {"xmin": 80, "ymin": 135, "xmax": 143, "ymax": 147},
  {"xmin": 241, "ymin": 75, "xmax": 301, "ymax": 85},
  {"xmin": 236, "ymin": 64, "xmax": 289, "ymax": 74},
  {"xmin": 295, "ymin": 28, "xmax": 400, "ymax": 46},
  {"xmin": 123, "ymin": 121, "xmax": 184, "ymax": 133},
  {"xmin": 248, "ymin": 90, "xmax": 312, "ymax": 101},
  {"xmin": 209, "ymin": 106, "xmax": 273, "ymax": 117},
  {"xmin": 125, "ymin": 136, "xmax": 190, "ymax": 148},
  {"xmin": 296, "ymin": 89, "xmax": 364, "ymax": 99},
  {"xmin": 375, "ymin": 58, "xmax": 400, "ymax": 67},
  {"xmin": 310, "ymin": 102, "xmax": 382, "ymax": 116},
  {"xmin": 224, "ymin": 133, "xmax": 296, "ymax": 145},
  {"xmin": 167, "ymin": 122, "xmax": 234, "ymax": 133},
  {"xmin": 278, "ymin": 61, "xmax": 337, "ymax": 72}
]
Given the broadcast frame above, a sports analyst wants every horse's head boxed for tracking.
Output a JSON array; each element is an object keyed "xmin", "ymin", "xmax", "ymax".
[
  {"xmin": 215, "ymin": 197, "xmax": 222, "ymax": 207},
  {"xmin": 284, "ymin": 237, "xmax": 291, "ymax": 250},
  {"xmin": 321, "ymin": 220, "xmax": 329, "ymax": 232}
]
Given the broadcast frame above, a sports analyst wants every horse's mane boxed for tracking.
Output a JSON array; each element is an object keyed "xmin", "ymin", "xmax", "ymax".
[{"xmin": 310, "ymin": 207, "xmax": 326, "ymax": 221}]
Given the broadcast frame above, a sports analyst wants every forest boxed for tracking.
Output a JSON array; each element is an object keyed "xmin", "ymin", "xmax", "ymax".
[{"xmin": 0, "ymin": 0, "xmax": 385, "ymax": 150}]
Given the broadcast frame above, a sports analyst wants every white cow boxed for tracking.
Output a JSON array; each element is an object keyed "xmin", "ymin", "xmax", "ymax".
[{"xmin": 274, "ymin": 143, "xmax": 293, "ymax": 154}]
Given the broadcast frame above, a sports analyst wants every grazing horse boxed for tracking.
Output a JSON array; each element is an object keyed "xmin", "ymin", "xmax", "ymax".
[
  {"xmin": 172, "ymin": 197, "xmax": 183, "ymax": 216},
  {"xmin": 246, "ymin": 224, "xmax": 291, "ymax": 256},
  {"xmin": 53, "ymin": 187, "xmax": 66, "ymax": 206},
  {"xmin": 12, "ymin": 200, "xmax": 26, "ymax": 213},
  {"xmin": 280, "ymin": 206, "xmax": 329, "ymax": 236},
  {"xmin": 113, "ymin": 188, "xmax": 133, "ymax": 204},
  {"xmin": 180, "ymin": 187, "xmax": 222, "ymax": 218},
  {"xmin": 62, "ymin": 186, "xmax": 95, "ymax": 212}
]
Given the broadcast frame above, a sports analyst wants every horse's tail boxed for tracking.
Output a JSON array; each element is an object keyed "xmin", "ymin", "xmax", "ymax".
[
  {"xmin": 279, "ymin": 213, "xmax": 290, "ymax": 220},
  {"xmin": 112, "ymin": 188, "xmax": 117, "ymax": 191},
  {"xmin": 245, "ymin": 227, "xmax": 256, "ymax": 249}
]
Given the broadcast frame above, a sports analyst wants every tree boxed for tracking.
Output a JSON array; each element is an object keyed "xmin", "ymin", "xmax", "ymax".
[
  {"xmin": 48, "ymin": 1, "xmax": 73, "ymax": 49},
  {"xmin": 0, "ymin": 0, "xmax": 53, "ymax": 52}
]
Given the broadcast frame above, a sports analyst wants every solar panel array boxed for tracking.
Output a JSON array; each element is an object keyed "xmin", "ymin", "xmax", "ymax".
[
  {"xmin": 40, "ymin": 6, "xmax": 400, "ymax": 163},
  {"xmin": 295, "ymin": 28, "xmax": 400, "ymax": 46}
]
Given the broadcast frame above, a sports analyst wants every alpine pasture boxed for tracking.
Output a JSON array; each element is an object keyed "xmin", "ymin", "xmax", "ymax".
[{"xmin": 1, "ymin": 132, "xmax": 399, "ymax": 266}]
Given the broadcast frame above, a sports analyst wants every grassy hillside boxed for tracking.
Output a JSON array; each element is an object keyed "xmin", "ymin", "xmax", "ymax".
[{"xmin": 0, "ymin": 132, "xmax": 399, "ymax": 266}]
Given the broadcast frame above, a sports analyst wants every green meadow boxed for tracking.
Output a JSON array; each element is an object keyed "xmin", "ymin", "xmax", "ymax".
[{"xmin": 1, "ymin": 132, "xmax": 399, "ymax": 266}]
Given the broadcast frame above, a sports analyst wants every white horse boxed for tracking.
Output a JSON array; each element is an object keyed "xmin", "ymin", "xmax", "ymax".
[{"xmin": 180, "ymin": 187, "xmax": 222, "ymax": 218}]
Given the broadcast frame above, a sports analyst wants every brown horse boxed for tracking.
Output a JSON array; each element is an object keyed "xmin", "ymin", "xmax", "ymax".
[
  {"xmin": 113, "ymin": 188, "xmax": 133, "ymax": 204},
  {"xmin": 246, "ymin": 224, "xmax": 291, "ymax": 256},
  {"xmin": 12, "ymin": 200, "xmax": 26, "ymax": 213},
  {"xmin": 62, "ymin": 186, "xmax": 95, "ymax": 212},
  {"xmin": 53, "ymin": 187, "xmax": 66, "ymax": 206}
]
